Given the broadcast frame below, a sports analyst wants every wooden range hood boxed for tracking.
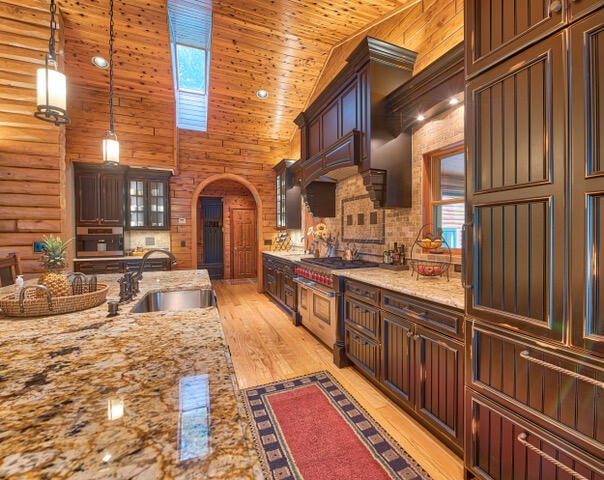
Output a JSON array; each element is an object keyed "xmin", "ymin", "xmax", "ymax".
[{"xmin": 294, "ymin": 37, "xmax": 418, "ymax": 216}]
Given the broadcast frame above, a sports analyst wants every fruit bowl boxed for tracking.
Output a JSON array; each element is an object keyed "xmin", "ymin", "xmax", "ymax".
[{"xmin": 408, "ymin": 259, "xmax": 450, "ymax": 280}]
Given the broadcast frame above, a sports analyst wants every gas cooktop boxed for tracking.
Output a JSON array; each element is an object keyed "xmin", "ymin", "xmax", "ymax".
[{"xmin": 300, "ymin": 256, "xmax": 378, "ymax": 270}]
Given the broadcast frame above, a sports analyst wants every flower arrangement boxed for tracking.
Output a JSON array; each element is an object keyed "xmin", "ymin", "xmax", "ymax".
[{"xmin": 307, "ymin": 223, "xmax": 338, "ymax": 256}]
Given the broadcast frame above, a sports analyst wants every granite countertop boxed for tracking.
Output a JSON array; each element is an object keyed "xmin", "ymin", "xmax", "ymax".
[
  {"xmin": 339, "ymin": 268, "xmax": 464, "ymax": 310},
  {"xmin": 0, "ymin": 270, "xmax": 261, "ymax": 479},
  {"xmin": 74, "ymin": 251, "xmax": 173, "ymax": 262},
  {"xmin": 263, "ymin": 251, "xmax": 464, "ymax": 310}
]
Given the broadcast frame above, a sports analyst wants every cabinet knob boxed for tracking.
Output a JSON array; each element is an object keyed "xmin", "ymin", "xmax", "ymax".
[{"xmin": 549, "ymin": 0, "xmax": 562, "ymax": 13}]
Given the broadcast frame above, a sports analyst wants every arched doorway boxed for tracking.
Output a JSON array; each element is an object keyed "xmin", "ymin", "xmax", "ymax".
[{"xmin": 191, "ymin": 174, "xmax": 263, "ymax": 292}]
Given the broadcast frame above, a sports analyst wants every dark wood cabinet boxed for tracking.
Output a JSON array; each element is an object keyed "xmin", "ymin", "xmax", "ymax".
[
  {"xmin": 343, "ymin": 278, "xmax": 464, "ymax": 455},
  {"xmin": 74, "ymin": 257, "xmax": 172, "ymax": 275},
  {"xmin": 262, "ymin": 254, "xmax": 297, "ymax": 319},
  {"xmin": 74, "ymin": 163, "xmax": 125, "ymax": 226},
  {"xmin": 465, "ymin": 5, "xmax": 604, "ymax": 479},
  {"xmin": 127, "ymin": 168, "xmax": 171, "ymax": 230},
  {"xmin": 273, "ymin": 160, "xmax": 301, "ymax": 230},
  {"xmin": 465, "ymin": 0, "xmax": 602, "ymax": 78}
]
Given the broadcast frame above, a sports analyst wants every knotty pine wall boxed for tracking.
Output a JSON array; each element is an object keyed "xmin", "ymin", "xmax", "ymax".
[{"xmin": 0, "ymin": 0, "xmax": 72, "ymax": 275}]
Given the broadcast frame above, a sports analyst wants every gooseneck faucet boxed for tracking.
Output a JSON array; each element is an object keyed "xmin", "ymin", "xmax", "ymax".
[{"xmin": 117, "ymin": 249, "xmax": 177, "ymax": 304}]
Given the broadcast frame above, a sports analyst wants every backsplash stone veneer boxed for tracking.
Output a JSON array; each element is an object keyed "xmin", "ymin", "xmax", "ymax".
[{"xmin": 322, "ymin": 104, "xmax": 464, "ymax": 264}]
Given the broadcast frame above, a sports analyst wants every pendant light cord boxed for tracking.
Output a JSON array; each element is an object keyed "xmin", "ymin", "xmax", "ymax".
[
  {"xmin": 48, "ymin": 0, "xmax": 58, "ymax": 61},
  {"xmin": 108, "ymin": 0, "xmax": 115, "ymax": 134}
]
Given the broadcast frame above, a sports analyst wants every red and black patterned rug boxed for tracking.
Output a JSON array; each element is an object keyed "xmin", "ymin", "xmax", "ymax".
[{"xmin": 241, "ymin": 371, "xmax": 431, "ymax": 480}]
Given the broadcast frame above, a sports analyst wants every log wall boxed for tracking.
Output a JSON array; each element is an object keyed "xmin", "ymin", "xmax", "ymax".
[{"xmin": 0, "ymin": 0, "xmax": 71, "ymax": 275}]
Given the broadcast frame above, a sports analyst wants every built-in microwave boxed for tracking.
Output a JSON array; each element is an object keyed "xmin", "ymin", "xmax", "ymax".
[{"xmin": 76, "ymin": 226, "xmax": 124, "ymax": 257}]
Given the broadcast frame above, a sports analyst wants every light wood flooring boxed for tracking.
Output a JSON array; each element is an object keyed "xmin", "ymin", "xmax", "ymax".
[{"xmin": 212, "ymin": 279, "xmax": 464, "ymax": 480}]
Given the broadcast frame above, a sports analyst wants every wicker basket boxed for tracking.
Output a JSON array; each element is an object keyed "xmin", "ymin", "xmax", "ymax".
[{"xmin": 0, "ymin": 284, "xmax": 109, "ymax": 317}]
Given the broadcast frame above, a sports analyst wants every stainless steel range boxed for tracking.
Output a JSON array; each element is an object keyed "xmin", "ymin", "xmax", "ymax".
[{"xmin": 294, "ymin": 256, "xmax": 378, "ymax": 365}]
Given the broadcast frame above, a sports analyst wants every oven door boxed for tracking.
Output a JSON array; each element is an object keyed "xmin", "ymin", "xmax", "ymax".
[{"xmin": 295, "ymin": 278, "xmax": 338, "ymax": 349}]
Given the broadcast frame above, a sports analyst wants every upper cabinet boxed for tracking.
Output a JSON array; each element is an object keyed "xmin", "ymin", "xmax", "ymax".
[
  {"xmin": 295, "ymin": 37, "xmax": 417, "ymax": 210},
  {"xmin": 74, "ymin": 163, "xmax": 171, "ymax": 230},
  {"xmin": 74, "ymin": 163, "xmax": 126, "ymax": 227},
  {"xmin": 465, "ymin": 0, "xmax": 603, "ymax": 78},
  {"xmin": 273, "ymin": 159, "xmax": 301, "ymax": 230},
  {"xmin": 127, "ymin": 168, "xmax": 171, "ymax": 230}
]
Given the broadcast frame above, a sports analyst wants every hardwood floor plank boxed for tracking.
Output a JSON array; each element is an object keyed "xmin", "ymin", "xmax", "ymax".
[{"xmin": 213, "ymin": 280, "xmax": 463, "ymax": 480}]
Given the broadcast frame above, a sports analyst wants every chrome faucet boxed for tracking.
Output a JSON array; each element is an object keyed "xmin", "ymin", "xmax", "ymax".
[{"xmin": 118, "ymin": 249, "xmax": 177, "ymax": 303}]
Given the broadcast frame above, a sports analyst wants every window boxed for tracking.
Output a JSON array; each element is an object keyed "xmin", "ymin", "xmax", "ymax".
[
  {"xmin": 175, "ymin": 44, "xmax": 207, "ymax": 93},
  {"xmin": 168, "ymin": 1, "xmax": 212, "ymax": 131},
  {"xmin": 423, "ymin": 143, "xmax": 464, "ymax": 250}
]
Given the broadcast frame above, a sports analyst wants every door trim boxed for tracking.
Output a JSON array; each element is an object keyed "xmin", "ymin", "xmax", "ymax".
[{"xmin": 191, "ymin": 173, "xmax": 264, "ymax": 292}]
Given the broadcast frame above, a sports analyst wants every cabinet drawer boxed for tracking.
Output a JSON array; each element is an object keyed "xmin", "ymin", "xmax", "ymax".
[
  {"xmin": 344, "ymin": 296, "xmax": 379, "ymax": 339},
  {"xmin": 467, "ymin": 391, "xmax": 604, "ymax": 480},
  {"xmin": 344, "ymin": 279, "xmax": 380, "ymax": 306},
  {"xmin": 468, "ymin": 320, "xmax": 604, "ymax": 463},
  {"xmin": 345, "ymin": 326, "xmax": 379, "ymax": 378},
  {"xmin": 382, "ymin": 290, "xmax": 463, "ymax": 338}
]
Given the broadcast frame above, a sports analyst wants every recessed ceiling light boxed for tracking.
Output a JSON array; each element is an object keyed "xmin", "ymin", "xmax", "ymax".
[
  {"xmin": 256, "ymin": 89, "xmax": 269, "ymax": 99},
  {"xmin": 92, "ymin": 56, "xmax": 109, "ymax": 69}
]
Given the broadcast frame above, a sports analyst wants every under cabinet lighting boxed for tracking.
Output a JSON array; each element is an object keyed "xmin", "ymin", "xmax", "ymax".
[
  {"xmin": 417, "ymin": 114, "xmax": 425, "ymax": 121},
  {"xmin": 449, "ymin": 97, "xmax": 459, "ymax": 106}
]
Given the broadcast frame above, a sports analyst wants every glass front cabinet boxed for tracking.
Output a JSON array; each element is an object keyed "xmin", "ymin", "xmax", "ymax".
[{"xmin": 127, "ymin": 169, "xmax": 171, "ymax": 230}]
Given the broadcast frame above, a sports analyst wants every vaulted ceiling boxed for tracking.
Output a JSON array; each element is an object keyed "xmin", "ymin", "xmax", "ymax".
[{"xmin": 55, "ymin": 0, "xmax": 424, "ymax": 145}]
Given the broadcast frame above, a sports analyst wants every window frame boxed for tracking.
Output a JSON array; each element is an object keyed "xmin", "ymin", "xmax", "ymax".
[{"xmin": 422, "ymin": 141, "xmax": 464, "ymax": 254}]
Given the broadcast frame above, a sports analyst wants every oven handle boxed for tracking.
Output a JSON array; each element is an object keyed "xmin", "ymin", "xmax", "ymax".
[{"xmin": 294, "ymin": 277, "xmax": 337, "ymax": 298}]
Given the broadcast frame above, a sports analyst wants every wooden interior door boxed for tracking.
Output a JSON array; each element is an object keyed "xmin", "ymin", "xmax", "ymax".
[{"xmin": 231, "ymin": 208, "xmax": 256, "ymax": 278}]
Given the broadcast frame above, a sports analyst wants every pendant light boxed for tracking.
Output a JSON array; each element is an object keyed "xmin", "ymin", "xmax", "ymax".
[
  {"xmin": 35, "ymin": 0, "xmax": 69, "ymax": 126},
  {"xmin": 102, "ymin": 0, "xmax": 119, "ymax": 165}
]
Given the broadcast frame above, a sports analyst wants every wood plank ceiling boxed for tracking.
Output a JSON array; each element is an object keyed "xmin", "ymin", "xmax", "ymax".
[{"xmin": 55, "ymin": 0, "xmax": 420, "ymax": 145}]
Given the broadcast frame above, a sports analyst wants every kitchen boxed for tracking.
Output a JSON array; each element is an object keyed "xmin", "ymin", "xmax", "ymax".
[{"xmin": 1, "ymin": 1, "xmax": 603, "ymax": 479}]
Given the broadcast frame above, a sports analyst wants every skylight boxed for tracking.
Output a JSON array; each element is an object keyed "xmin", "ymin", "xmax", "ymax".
[{"xmin": 167, "ymin": 0, "xmax": 213, "ymax": 132}]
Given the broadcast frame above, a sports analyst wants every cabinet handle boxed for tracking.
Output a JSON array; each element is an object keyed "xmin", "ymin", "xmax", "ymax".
[
  {"xmin": 462, "ymin": 223, "xmax": 472, "ymax": 289},
  {"xmin": 520, "ymin": 350, "xmax": 604, "ymax": 389},
  {"xmin": 549, "ymin": 0, "xmax": 562, "ymax": 12},
  {"xmin": 516, "ymin": 433, "xmax": 589, "ymax": 480}
]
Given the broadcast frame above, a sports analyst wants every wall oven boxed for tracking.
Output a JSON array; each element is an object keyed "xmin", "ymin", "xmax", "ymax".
[
  {"xmin": 76, "ymin": 226, "xmax": 124, "ymax": 257},
  {"xmin": 294, "ymin": 257, "xmax": 378, "ymax": 365}
]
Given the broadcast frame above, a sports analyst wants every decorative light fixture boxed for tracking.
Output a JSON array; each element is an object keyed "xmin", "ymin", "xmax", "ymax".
[
  {"xmin": 102, "ymin": 0, "xmax": 119, "ymax": 165},
  {"xmin": 35, "ymin": 0, "xmax": 69, "ymax": 126}
]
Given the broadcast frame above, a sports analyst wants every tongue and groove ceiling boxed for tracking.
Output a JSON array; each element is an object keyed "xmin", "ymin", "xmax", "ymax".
[{"xmin": 54, "ymin": 0, "xmax": 423, "ymax": 145}]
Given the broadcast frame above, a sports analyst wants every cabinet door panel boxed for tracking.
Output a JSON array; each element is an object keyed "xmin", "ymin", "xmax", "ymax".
[
  {"xmin": 76, "ymin": 173, "xmax": 100, "ymax": 224},
  {"xmin": 465, "ymin": 0, "xmax": 566, "ymax": 77},
  {"xmin": 345, "ymin": 326, "xmax": 379, "ymax": 378},
  {"xmin": 322, "ymin": 100, "xmax": 339, "ymax": 148},
  {"xmin": 100, "ymin": 174, "xmax": 124, "ymax": 225},
  {"xmin": 468, "ymin": 321, "xmax": 604, "ymax": 462},
  {"xmin": 381, "ymin": 312, "xmax": 414, "ymax": 403},
  {"xmin": 340, "ymin": 80, "xmax": 358, "ymax": 135},
  {"xmin": 466, "ymin": 34, "xmax": 566, "ymax": 342},
  {"xmin": 570, "ymin": 11, "xmax": 604, "ymax": 356},
  {"xmin": 416, "ymin": 326, "xmax": 464, "ymax": 447},
  {"xmin": 308, "ymin": 118, "xmax": 321, "ymax": 157},
  {"xmin": 467, "ymin": 392, "xmax": 604, "ymax": 480}
]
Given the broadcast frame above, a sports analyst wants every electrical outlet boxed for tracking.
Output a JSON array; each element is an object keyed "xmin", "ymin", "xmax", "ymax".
[{"xmin": 180, "ymin": 240, "xmax": 186, "ymax": 247}]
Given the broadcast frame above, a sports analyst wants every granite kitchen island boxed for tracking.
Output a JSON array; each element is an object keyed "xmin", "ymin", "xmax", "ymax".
[{"xmin": 0, "ymin": 270, "xmax": 261, "ymax": 479}]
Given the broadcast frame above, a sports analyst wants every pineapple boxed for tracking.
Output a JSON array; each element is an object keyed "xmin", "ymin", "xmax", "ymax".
[{"xmin": 37, "ymin": 235, "xmax": 72, "ymax": 297}]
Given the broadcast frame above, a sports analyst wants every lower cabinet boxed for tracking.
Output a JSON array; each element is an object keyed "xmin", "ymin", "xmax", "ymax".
[
  {"xmin": 466, "ymin": 320, "xmax": 604, "ymax": 479},
  {"xmin": 343, "ymin": 278, "xmax": 464, "ymax": 456},
  {"xmin": 74, "ymin": 258, "xmax": 172, "ymax": 275},
  {"xmin": 262, "ymin": 254, "xmax": 297, "ymax": 319}
]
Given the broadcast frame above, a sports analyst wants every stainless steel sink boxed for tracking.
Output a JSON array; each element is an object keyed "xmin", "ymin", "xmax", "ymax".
[{"xmin": 130, "ymin": 288, "xmax": 217, "ymax": 313}]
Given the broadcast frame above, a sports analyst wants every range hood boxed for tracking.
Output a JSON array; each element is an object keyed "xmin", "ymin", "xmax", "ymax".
[{"xmin": 295, "ymin": 37, "xmax": 418, "ymax": 215}]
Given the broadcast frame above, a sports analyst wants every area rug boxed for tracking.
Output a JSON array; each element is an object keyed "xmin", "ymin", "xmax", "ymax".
[{"xmin": 241, "ymin": 371, "xmax": 431, "ymax": 480}]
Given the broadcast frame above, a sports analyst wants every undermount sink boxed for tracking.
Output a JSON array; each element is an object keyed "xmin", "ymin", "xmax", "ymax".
[{"xmin": 130, "ymin": 288, "xmax": 217, "ymax": 313}]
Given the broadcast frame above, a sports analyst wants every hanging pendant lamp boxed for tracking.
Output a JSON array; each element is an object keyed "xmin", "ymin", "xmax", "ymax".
[
  {"xmin": 103, "ymin": 0, "xmax": 119, "ymax": 165},
  {"xmin": 35, "ymin": 0, "xmax": 69, "ymax": 126}
]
